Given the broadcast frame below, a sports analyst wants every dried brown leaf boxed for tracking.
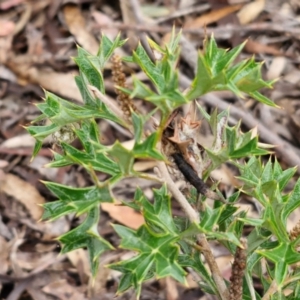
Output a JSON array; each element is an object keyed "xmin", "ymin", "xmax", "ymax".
[
  {"xmin": 267, "ymin": 57, "xmax": 287, "ymax": 80},
  {"xmin": 184, "ymin": 4, "xmax": 243, "ymax": 29},
  {"xmin": 43, "ymin": 279, "xmax": 87, "ymax": 300},
  {"xmin": 67, "ymin": 249, "xmax": 90, "ymax": 278},
  {"xmin": 0, "ymin": 171, "xmax": 45, "ymax": 220},
  {"xmin": 14, "ymin": 251, "xmax": 56, "ymax": 271},
  {"xmin": 237, "ymin": 0, "xmax": 265, "ymax": 24},
  {"xmin": 26, "ymin": 271, "xmax": 71, "ymax": 300},
  {"xmin": 101, "ymin": 202, "xmax": 144, "ymax": 230},
  {"xmin": 32, "ymin": 69, "xmax": 82, "ymax": 101},
  {"xmin": 119, "ymin": 0, "xmax": 141, "ymax": 49},
  {"xmin": 0, "ymin": 134, "xmax": 36, "ymax": 148},
  {"xmin": 91, "ymin": 11, "xmax": 119, "ymax": 39},
  {"xmin": 284, "ymin": 70, "xmax": 300, "ymax": 85},
  {"xmin": 163, "ymin": 277, "xmax": 179, "ymax": 300},
  {"xmin": 27, "ymin": 287, "xmax": 56, "ymax": 300},
  {"xmin": 244, "ymin": 39, "xmax": 284, "ymax": 56},
  {"xmin": 63, "ymin": 4, "xmax": 98, "ymax": 54}
]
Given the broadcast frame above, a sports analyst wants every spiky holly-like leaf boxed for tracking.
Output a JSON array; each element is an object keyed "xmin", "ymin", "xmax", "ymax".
[{"xmin": 58, "ymin": 207, "xmax": 113, "ymax": 277}]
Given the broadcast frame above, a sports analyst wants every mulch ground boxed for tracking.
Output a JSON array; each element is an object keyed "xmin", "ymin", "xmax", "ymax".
[{"xmin": 1, "ymin": 0, "xmax": 300, "ymax": 299}]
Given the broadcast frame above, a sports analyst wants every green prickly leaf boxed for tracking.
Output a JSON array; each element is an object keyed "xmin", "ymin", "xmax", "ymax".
[{"xmin": 58, "ymin": 207, "xmax": 113, "ymax": 277}]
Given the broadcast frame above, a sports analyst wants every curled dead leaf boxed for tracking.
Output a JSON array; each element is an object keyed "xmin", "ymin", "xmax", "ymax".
[
  {"xmin": 184, "ymin": 4, "xmax": 243, "ymax": 29},
  {"xmin": 237, "ymin": 0, "xmax": 265, "ymax": 24},
  {"xmin": 101, "ymin": 202, "xmax": 144, "ymax": 230},
  {"xmin": 0, "ymin": 171, "xmax": 45, "ymax": 221}
]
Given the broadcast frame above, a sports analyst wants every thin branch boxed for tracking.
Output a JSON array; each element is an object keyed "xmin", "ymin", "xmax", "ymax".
[
  {"xmin": 157, "ymin": 161, "xmax": 229, "ymax": 300},
  {"xmin": 155, "ymin": 3, "xmax": 210, "ymax": 23},
  {"xmin": 88, "ymin": 85, "xmax": 133, "ymax": 131},
  {"xmin": 88, "ymin": 85, "xmax": 124, "ymax": 120},
  {"xmin": 0, "ymin": 255, "xmax": 67, "ymax": 283},
  {"xmin": 261, "ymin": 279, "xmax": 278, "ymax": 300},
  {"xmin": 136, "ymin": 172, "xmax": 163, "ymax": 183},
  {"xmin": 6, "ymin": 277, "xmax": 33, "ymax": 300},
  {"xmin": 157, "ymin": 161, "xmax": 199, "ymax": 223},
  {"xmin": 198, "ymin": 238, "xmax": 229, "ymax": 300},
  {"xmin": 245, "ymin": 272, "xmax": 257, "ymax": 300},
  {"xmin": 93, "ymin": 22, "xmax": 300, "ymax": 40}
]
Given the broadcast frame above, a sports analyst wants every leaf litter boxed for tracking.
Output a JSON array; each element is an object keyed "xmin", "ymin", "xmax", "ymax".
[{"xmin": 0, "ymin": 0, "xmax": 300, "ymax": 299}]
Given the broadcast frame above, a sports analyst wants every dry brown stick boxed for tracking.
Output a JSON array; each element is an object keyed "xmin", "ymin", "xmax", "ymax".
[
  {"xmin": 172, "ymin": 152, "xmax": 227, "ymax": 203},
  {"xmin": 172, "ymin": 152, "xmax": 208, "ymax": 195},
  {"xmin": 155, "ymin": 3, "xmax": 210, "ymax": 23},
  {"xmin": 6, "ymin": 277, "xmax": 33, "ymax": 300},
  {"xmin": 0, "ymin": 147, "xmax": 52, "ymax": 157},
  {"xmin": 0, "ymin": 254, "xmax": 67, "ymax": 283},
  {"xmin": 198, "ymin": 238, "xmax": 229, "ymax": 300},
  {"xmin": 4, "ymin": 254, "xmax": 67, "ymax": 300},
  {"xmin": 94, "ymin": 22, "xmax": 300, "ymax": 39}
]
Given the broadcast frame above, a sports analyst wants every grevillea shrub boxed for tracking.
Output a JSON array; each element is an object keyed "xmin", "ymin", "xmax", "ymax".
[{"xmin": 27, "ymin": 31, "xmax": 300, "ymax": 300}]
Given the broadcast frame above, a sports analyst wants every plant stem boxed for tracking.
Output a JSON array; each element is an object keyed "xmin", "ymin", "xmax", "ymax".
[
  {"xmin": 198, "ymin": 237, "xmax": 229, "ymax": 300},
  {"xmin": 262, "ymin": 279, "xmax": 278, "ymax": 300},
  {"xmin": 136, "ymin": 172, "xmax": 163, "ymax": 183},
  {"xmin": 157, "ymin": 161, "xmax": 199, "ymax": 222},
  {"xmin": 245, "ymin": 272, "xmax": 256, "ymax": 300},
  {"xmin": 157, "ymin": 161, "xmax": 229, "ymax": 300},
  {"xmin": 88, "ymin": 85, "xmax": 133, "ymax": 131}
]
